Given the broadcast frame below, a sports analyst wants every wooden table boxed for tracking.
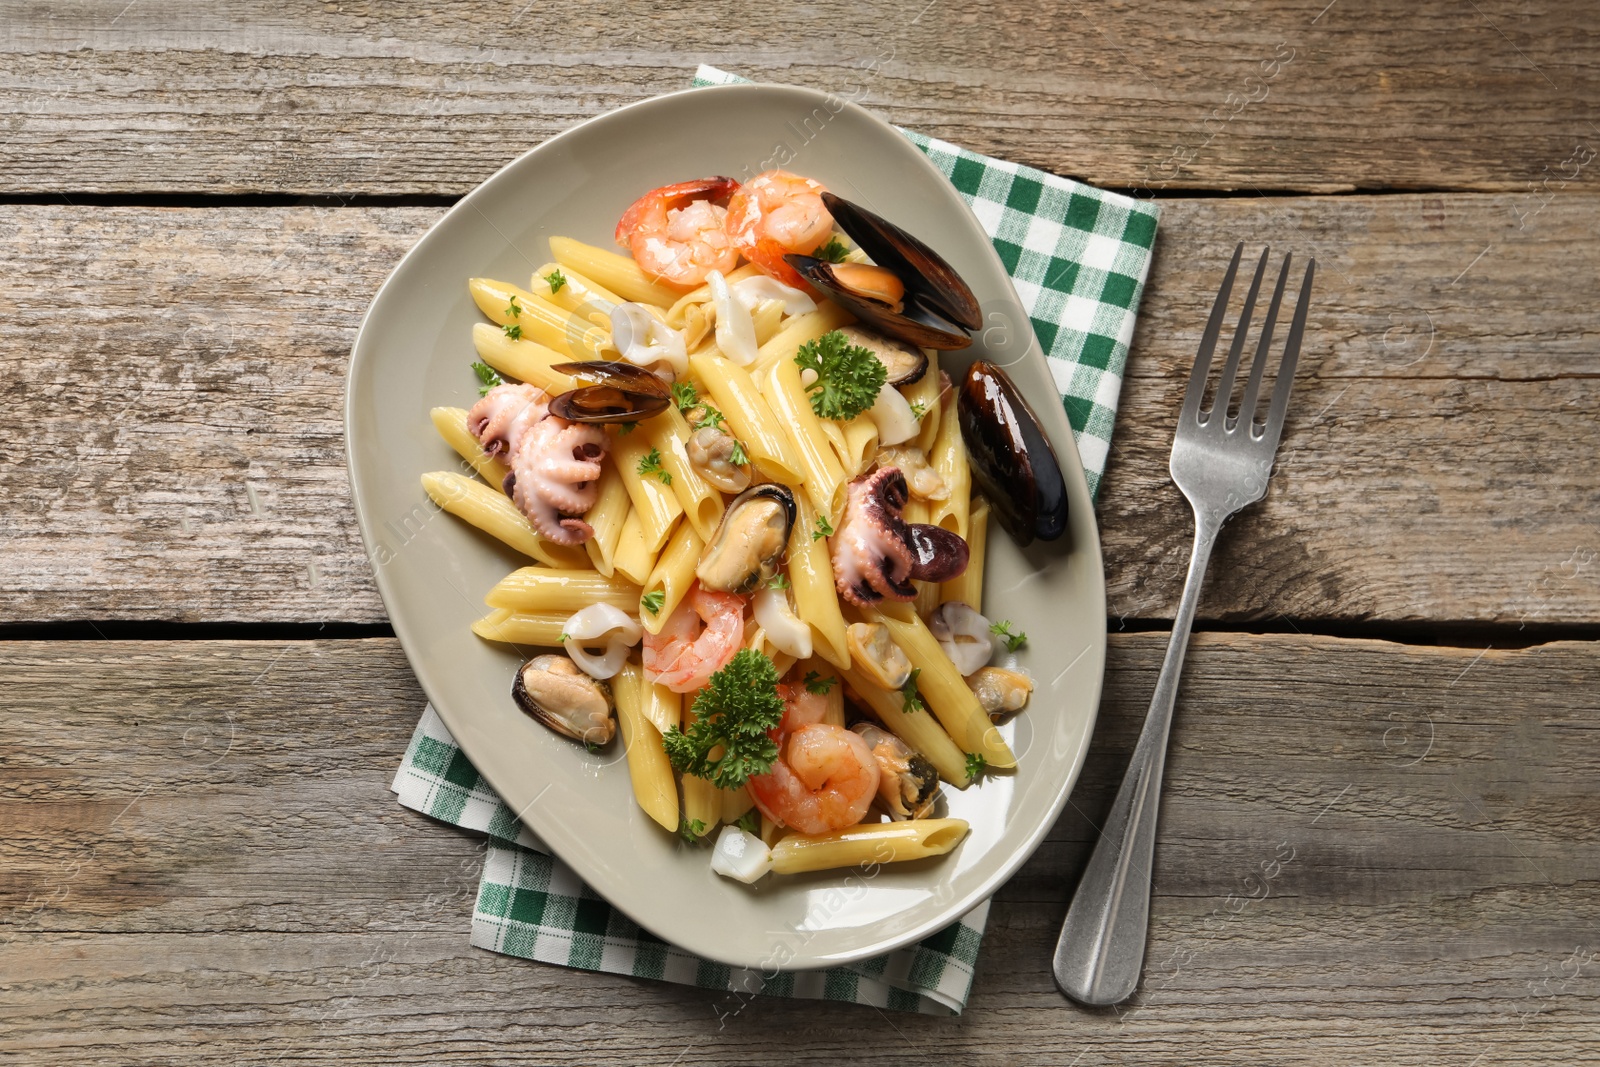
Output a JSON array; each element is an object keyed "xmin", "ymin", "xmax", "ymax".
[{"xmin": 4, "ymin": 4, "xmax": 1597, "ymax": 1062}]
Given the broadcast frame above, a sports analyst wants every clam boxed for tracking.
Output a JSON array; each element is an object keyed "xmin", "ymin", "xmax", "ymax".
[
  {"xmin": 512, "ymin": 653, "xmax": 616, "ymax": 745},
  {"xmin": 967, "ymin": 666, "xmax": 1034, "ymax": 720},
  {"xmin": 547, "ymin": 360, "xmax": 671, "ymax": 424},
  {"xmin": 836, "ymin": 325, "xmax": 929, "ymax": 386},
  {"xmin": 686, "ymin": 425, "xmax": 751, "ymax": 494},
  {"xmin": 874, "ymin": 445, "xmax": 949, "ymax": 501},
  {"xmin": 846, "ymin": 621, "xmax": 913, "ymax": 690},
  {"xmin": 957, "ymin": 361, "xmax": 1069, "ymax": 546},
  {"xmin": 694, "ymin": 484, "xmax": 797, "ymax": 594},
  {"xmin": 783, "ymin": 192, "xmax": 981, "ymax": 351},
  {"xmin": 853, "ymin": 722, "xmax": 939, "ymax": 820},
  {"xmin": 928, "ymin": 601, "xmax": 994, "ymax": 677}
]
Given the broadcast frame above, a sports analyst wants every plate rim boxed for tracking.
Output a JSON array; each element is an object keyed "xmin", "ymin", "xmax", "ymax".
[{"xmin": 345, "ymin": 81, "xmax": 1108, "ymax": 969}]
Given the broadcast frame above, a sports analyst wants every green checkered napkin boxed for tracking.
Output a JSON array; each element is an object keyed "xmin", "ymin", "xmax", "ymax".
[{"xmin": 391, "ymin": 67, "xmax": 1158, "ymax": 1015}]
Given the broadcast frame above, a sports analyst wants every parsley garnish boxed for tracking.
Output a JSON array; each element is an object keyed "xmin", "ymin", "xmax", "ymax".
[
  {"xmin": 471, "ymin": 360, "xmax": 503, "ymax": 396},
  {"xmin": 910, "ymin": 400, "xmax": 928, "ymax": 419},
  {"xmin": 545, "ymin": 269, "xmax": 567, "ymax": 294},
  {"xmin": 678, "ymin": 816, "xmax": 707, "ymax": 842},
  {"xmin": 795, "ymin": 330, "xmax": 887, "ymax": 422},
  {"xmin": 617, "ymin": 422, "xmax": 637, "ymax": 435},
  {"xmin": 735, "ymin": 809, "xmax": 762, "ymax": 835},
  {"xmin": 502, "ymin": 322, "xmax": 522, "ymax": 340},
  {"xmin": 637, "ymin": 447, "xmax": 672, "ymax": 486},
  {"xmin": 670, "ymin": 380, "xmax": 699, "ymax": 411},
  {"xmin": 965, "ymin": 752, "xmax": 988, "ymax": 781},
  {"xmin": 812, "ymin": 514, "xmax": 834, "ymax": 541},
  {"xmin": 504, "ymin": 295, "xmax": 521, "ymax": 319},
  {"xmin": 816, "ymin": 235, "xmax": 850, "ymax": 263},
  {"xmin": 641, "ymin": 589, "xmax": 666, "ymax": 616},
  {"xmin": 728, "ymin": 438, "xmax": 748, "ymax": 466},
  {"xmin": 673, "ymin": 379, "xmax": 731, "ymax": 433},
  {"xmin": 989, "ymin": 620, "xmax": 1028, "ymax": 653},
  {"xmin": 803, "ymin": 670, "xmax": 835, "ymax": 695},
  {"xmin": 661, "ymin": 649, "xmax": 785, "ymax": 789},
  {"xmin": 765, "ymin": 573, "xmax": 790, "ymax": 590},
  {"xmin": 901, "ymin": 668, "xmax": 925, "ymax": 713},
  {"xmin": 558, "ymin": 632, "xmax": 571, "ymax": 644}
]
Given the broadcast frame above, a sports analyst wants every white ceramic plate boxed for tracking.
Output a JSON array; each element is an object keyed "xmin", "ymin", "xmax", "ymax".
[{"xmin": 347, "ymin": 83, "xmax": 1106, "ymax": 969}]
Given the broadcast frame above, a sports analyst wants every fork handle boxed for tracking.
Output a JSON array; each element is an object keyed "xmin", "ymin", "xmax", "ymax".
[{"xmin": 1053, "ymin": 508, "xmax": 1223, "ymax": 1006}]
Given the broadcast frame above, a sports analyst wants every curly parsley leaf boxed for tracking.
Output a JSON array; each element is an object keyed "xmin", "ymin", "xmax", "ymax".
[
  {"xmin": 471, "ymin": 360, "xmax": 503, "ymax": 396},
  {"xmin": 669, "ymin": 380, "xmax": 699, "ymax": 411},
  {"xmin": 734, "ymin": 809, "xmax": 762, "ymax": 835},
  {"xmin": 640, "ymin": 589, "xmax": 666, "ymax": 616},
  {"xmin": 910, "ymin": 400, "xmax": 929, "ymax": 420},
  {"xmin": 901, "ymin": 667, "xmax": 925, "ymax": 713},
  {"xmin": 544, "ymin": 269, "xmax": 567, "ymax": 294},
  {"xmin": 812, "ymin": 514, "xmax": 834, "ymax": 541},
  {"xmin": 661, "ymin": 649, "xmax": 784, "ymax": 789},
  {"xmin": 964, "ymin": 752, "xmax": 988, "ymax": 781},
  {"xmin": 989, "ymin": 620, "xmax": 1028, "ymax": 653},
  {"xmin": 727, "ymin": 438, "xmax": 748, "ymax": 467},
  {"xmin": 504, "ymin": 295, "xmax": 521, "ymax": 319},
  {"xmin": 815, "ymin": 235, "xmax": 851, "ymax": 263},
  {"xmin": 678, "ymin": 816, "xmax": 707, "ymax": 843},
  {"xmin": 765, "ymin": 573, "xmax": 790, "ymax": 590},
  {"xmin": 502, "ymin": 322, "xmax": 523, "ymax": 340},
  {"xmin": 803, "ymin": 670, "xmax": 835, "ymax": 695},
  {"xmin": 795, "ymin": 330, "xmax": 887, "ymax": 421},
  {"xmin": 637, "ymin": 447, "xmax": 672, "ymax": 486},
  {"xmin": 617, "ymin": 421, "xmax": 637, "ymax": 436}
]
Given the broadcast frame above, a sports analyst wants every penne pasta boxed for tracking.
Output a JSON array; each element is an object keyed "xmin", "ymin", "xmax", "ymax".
[
  {"xmin": 941, "ymin": 498, "xmax": 990, "ymax": 608},
  {"xmin": 750, "ymin": 299, "xmax": 786, "ymax": 346},
  {"xmin": 761, "ymin": 356, "xmax": 848, "ymax": 521},
  {"xmin": 841, "ymin": 664, "xmax": 970, "ymax": 787},
  {"xmin": 869, "ymin": 609, "xmax": 1015, "ymax": 769},
  {"xmin": 838, "ymin": 415, "xmax": 880, "ymax": 477},
  {"xmin": 583, "ymin": 463, "xmax": 630, "ymax": 577},
  {"xmin": 614, "ymin": 663, "xmax": 680, "ymax": 834},
  {"xmin": 905, "ymin": 350, "xmax": 943, "ymax": 454},
  {"xmin": 640, "ymin": 675, "xmax": 682, "ymax": 736},
  {"xmin": 768, "ymin": 819, "xmax": 970, "ymax": 874},
  {"xmin": 611, "ymin": 508, "xmax": 658, "ymax": 587},
  {"xmin": 640, "ymin": 520, "xmax": 704, "ymax": 635},
  {"xmin": 787, "ymin": 496, "xmax": 852, "ymax": 670},
  {"xmin": 688, "ymin": 351, "xmax": 805, "ymax": 485},
  {"xmin": 642, "ymin": 407, "xmax": 725, "ymax": 541},
  {"xmin": 485, "ymin": 567, "xmax": 643, "ymax": 614},
  {"xmin": 530, "ymin": 261, "xmax": 624, "ymax": 324},
  {"xmin": 927, "ymin": 392, "xmax": 971, "ymax": 538},
  {"xmin": 751, "ymin": 303, "xmax": 855, "ymax": 374},
  {"xmin": 430, "ymin": 406, "xmax": 509, "ymax": 488},
  {"xmin": 469, "ymin": 277, "xmax": 608, "ymax": 361},
  {"xmin": 470, "ymin": 607, "xmax": 569, "ymax": 648},
  {"xmin": 720, "ymin": 784, "xmax": 755, "ymax": 824},
  {"xmin": 663, "ymin": 263, "xmax": 762, "ymax": 326},
  {"xmin": 421, "ymin": 471, "xmax": 586, "ymax": 569},
  {"xmin": 610, "ymin": 429, "xmax": 686, "ymax": 553},
  {"xmin": 681, "ymin": 773, "xmax": 721, "ymax": 836},
  {"xmin": 472, "ymin": 323, "xmax": 580, "ymax": 395},
  {"xmin": 549, "ymin": 235, "xmax": 681, "ymax": 308}
]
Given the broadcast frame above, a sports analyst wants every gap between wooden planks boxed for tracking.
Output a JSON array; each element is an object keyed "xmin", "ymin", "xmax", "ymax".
[
  {"xmin": 1, "ymin": 632, "xmax": 1595, "ymax": 1065},
  {"xmin": 1, "ymin": 195, "xmax": 1596, "ymax": 626}
]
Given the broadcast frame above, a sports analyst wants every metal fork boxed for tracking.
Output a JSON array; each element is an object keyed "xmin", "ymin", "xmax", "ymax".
[{"xmin": 1052, "ymin": 244, "xmax": 1315, "ymax": 1007}]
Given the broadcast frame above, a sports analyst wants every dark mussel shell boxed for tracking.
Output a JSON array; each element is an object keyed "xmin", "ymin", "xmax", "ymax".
[
  {"xmin": 957, "ymin": 361, "xmax": 1069, "ymax": 546},
  {"xmin": 547, "ymin": 360, "xmax": 670, "ymax": 423},
  {"xmin": 783, "ymin": 192, "xmax": 982, "ymax": 351},
  {"xmin": 837, "ymin": 325, "xmax": 928, "ymax": 386},
  {"xmin": 906, "ymin": 523, "xmax": 970, "ymax": 583}
]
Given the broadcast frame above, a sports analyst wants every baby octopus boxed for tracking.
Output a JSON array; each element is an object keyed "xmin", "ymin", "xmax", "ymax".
[
  {"xmin": 828, "ymin": 467, "xmax": 970, "ymax": 608},
  {"xmin": 468, "ymin": 382, "xmax": 609, "ymax": 546}
]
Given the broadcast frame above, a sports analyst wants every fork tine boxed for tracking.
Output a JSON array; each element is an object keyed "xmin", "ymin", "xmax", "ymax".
[
  {"xmin": 1213, "ymin": 246, "xmax": 1270, "ymax": 427},
  {"xmin": 1238, "ymin": 252, "xmax": 1293, "ymax": 433},
  {"xmin": 1181, "ymin": 242, "xmax": 1242, "ymax": 423},
  {"xmin": 1260, "ymin": 259, "xmax": 1316, "ymax": 449}
]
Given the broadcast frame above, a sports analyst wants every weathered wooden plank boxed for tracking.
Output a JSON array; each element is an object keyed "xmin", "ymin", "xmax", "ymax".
[
  {"xmin": 1, "ymin": 194, "xmax": 1596, "ymax": 625},
  {"xmin": 2, "ymin": 634, "xmax": 1596, "ymax": 1063},
  {"xmin": 1, "ymin": 1, "xmax": 1596, "ymax": 194}
]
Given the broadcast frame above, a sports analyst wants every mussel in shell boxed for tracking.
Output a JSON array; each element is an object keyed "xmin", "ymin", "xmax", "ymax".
[
  {"xmin": 694, "ymin": 484, "xmax": 797, "ymax": 594},
  {"xmin": 784, "ymin": 192, "xmax": 981, "ymax": 351},
  {"xmin": 547, "ymin": 360, "xmax": 671, "ymax": 423},
  {"xmin": 836, "ymin": 325, "xmax": 928, "ymax": 386},
  {"xmin": 957, "ymin": 361, "xmax": 1069, "ymax": 546},
  {"xmin": 512, "ymin": 654, "xmax": 616, "ymax": 745},
  {"xmin": 852, "ymin": 722, "xmax": 939, "ymax": 821}
]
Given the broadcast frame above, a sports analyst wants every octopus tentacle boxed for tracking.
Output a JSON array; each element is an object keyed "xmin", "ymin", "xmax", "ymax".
[
  {"xmin": 829, "ymin": 467, "xmax": 969, "ymax": 608},
  {"xmin": 470, "ymin": 382, "xmax": 609, "ymax": 546}
]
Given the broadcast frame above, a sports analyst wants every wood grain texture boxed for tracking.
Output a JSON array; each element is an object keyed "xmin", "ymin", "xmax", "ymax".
[
  {"xmin": 2, "ymin": 194, "xmax": 1596, "ymax": 625},
  {"xmin": 1, "ymin": 1, "xmax": 1596, "ymax": 195},
  {"xmin": 3, "ymin": 634, "xmax": 1596, "ymax": 1063}
]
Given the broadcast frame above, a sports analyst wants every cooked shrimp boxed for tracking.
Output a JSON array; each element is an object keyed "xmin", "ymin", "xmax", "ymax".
[
  {"xmin": 747, "ymin": 723, "xmax": 880, "ymax": 834},
  {"xmin": 642, "ymin": 583, "xmax": 745, "ymax": 693},
  {"xmin": 615, "ymin": 177, "xmax": 741, "ymax": 290},
  {"xmin": 776, "ymin": 681, "xmax": 829, "ymax": 733},
  {"xmin": 724, "ymin": 170, "xmax": 834, "ymax": 290}
]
